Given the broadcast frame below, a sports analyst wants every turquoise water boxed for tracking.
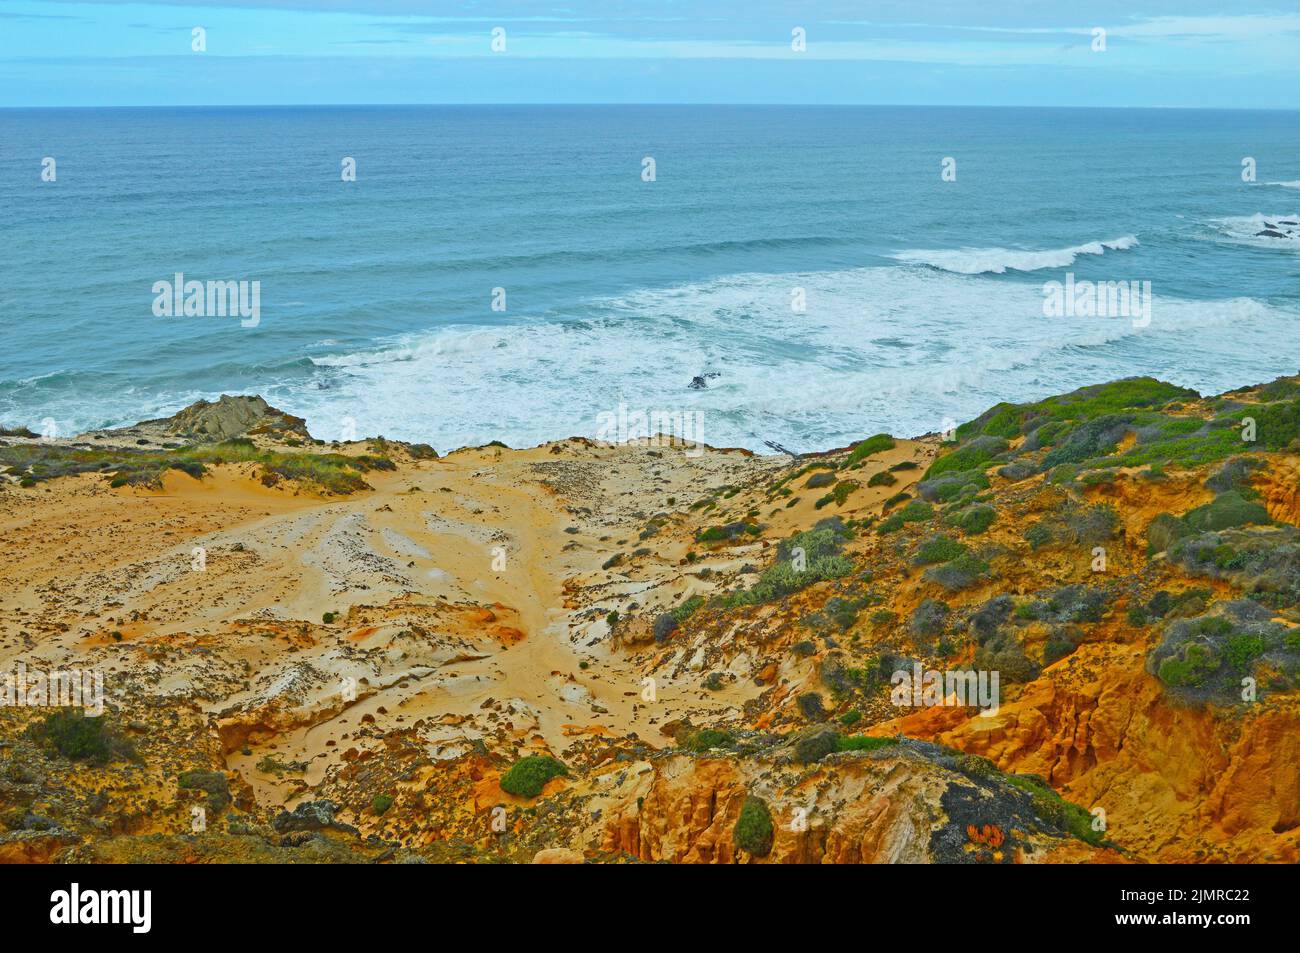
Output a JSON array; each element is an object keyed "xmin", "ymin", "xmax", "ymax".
[{"xmin": 1, "ymin": 105, "xmax": 1297, "ymax": 451}]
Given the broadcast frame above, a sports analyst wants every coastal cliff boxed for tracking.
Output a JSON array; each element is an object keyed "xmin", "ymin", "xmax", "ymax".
[{"xmin": 1, "ymin": 374, "xmax": 1297, "ymax": 863}]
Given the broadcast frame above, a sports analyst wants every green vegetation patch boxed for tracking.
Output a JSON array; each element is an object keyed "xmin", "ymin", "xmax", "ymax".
[
  {"xmin": 178, "ymin": 769, "xmax": 232, "ymax": 813},
  {"xmin": 733, "ymin": 796, "xmax": 775, "ymax": 857},
  {"xmin": 878, "ymin": 499, "xmax": 934, "ymax": 534},
  {"xmin": 949, "ymin": 504, "xmax": 996, "ymax": 536},
  {"xmin": 0, "ymin": 437, "xmax": 393, "ymax": 494},
  {"xmin": 716, "ymin": 519, "xmax": 853, "ymax": 608},
  {"xmin": 845, "ymin": 433, "xmax": 896, "ymax": 468},
  {"xmin": 1005, "ymin": 773, "xmax": 1104, "ymax": 846},
  {"xmin": 925, "ymin": 435, "xmax": 1008, "ymax": 480},
  {"xmin": 924, "ymin": 552, "xmax": 991, "ymax": 592},
  {"xmin": 1170, "ymin": 526, "xmax": 1300, "ymax": 611},
  {"xmin": 499, "ymin": 755, "xmax": 568, "ymax": 798},
  {"xmin": 914, "ymin": 534, "xmax": 967, "ymax": 565},
  {"xmin": 1147, "ymin": 601, "xmax": 1299, "ymax": 703},
  {"xmin": 1182, "ymin": 491, "xmax": 1270, "ymax": 533},
  {"xmin": 946, "ymin": 377, "xmax": 1300, "ymax": 484},
  {"xmin": 684, "ymin": 728, "xmax": 734, "ymax": 752},
  {"xmin": 671, "ymin": 595, "xmax": 706, "ymax": 623},
  {"xmin": 696, "ymin": 521, "xmax": 762, "ymax": 544},
  {"xmin": 27, "ymin": 710, "xmax": 137, "ymax": 766},
  {"xmin": 918, "ymin": 469, "xmax": 989, "ymax": 504},
  {"xmin": 1023, "ymin": 501, "xmax": 1118, "ymax": 551}
]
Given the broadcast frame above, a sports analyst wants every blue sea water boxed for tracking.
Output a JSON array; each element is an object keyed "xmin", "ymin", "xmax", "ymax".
[{"xmin": 1, "ymin": 105, "xmax": 1298, "ymax": 452}]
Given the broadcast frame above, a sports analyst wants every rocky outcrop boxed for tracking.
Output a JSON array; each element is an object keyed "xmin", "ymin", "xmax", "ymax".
[{"xmin": 154, "ymin": 394, "xmax": 311, "ymax": 441}]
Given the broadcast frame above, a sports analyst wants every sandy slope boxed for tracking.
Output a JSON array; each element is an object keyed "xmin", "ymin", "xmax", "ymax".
[{"xmin": 4, "ymin": 433, "xmax": 912, "ymax": 816}]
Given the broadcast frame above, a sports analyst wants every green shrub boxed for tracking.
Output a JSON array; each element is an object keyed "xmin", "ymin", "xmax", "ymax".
[
  {"xmin": 1043, "ymin": 626, "xmax": 1084, "ymax": 666},
  {"xmin": 499, "ymin": 755, "xmax": 568, "ymax": 798},
  {"xmin": 791, "ymin": 725, "xmax": 839, "ymax": 763},
  {"xmin": 1156, "ymin": 643, "xmax": 1219, "ymax": 688},
  {"xmin": 918, "ymin": 469, "xmax": 989, "ymax": 503},
  {"xmin": 1026, "ymin": 502, "xmax": 1117, "ymax": 551},
  {"xmin": 733, "ymin": 796, "xmax": 775, "ymax": 856},
  {"xmin": 371, "ymin": 794, "xmax": 394, "ymax": 815},
  {"xmin": 954, "ymin": 504, "xmax": 996, "ymax": 535},
  {"xmin": 915, "ymin": 534, "xmax": 966, "ymax": 565},
  {"xmin": 671, "ymin": 595, "xmax": 705, "ymax": 623},
  {"xmin": 878, "ymin": 500, "xmax": 934, "ymax": 534},
  {"xmin": 910, "ymin": 598, "xmax": 950, "ymax": 638},
  {"xmin": 925, "ymin": 436, "xmax": 1008, "ymax": 479},
  {"xmin": 178, "ymin": 769, "xmax": 231, "ymax": 812},
  {"xmin": 1006, "ymin": 774, "xmax": 1104, "ymax": 846},
  {"xmin": 0, "ymin": 438, "xmax": 392, "ymax": 494},
  {"xmin": 1206, "ymin": 457, "xmax": 1264, "ymax": 494},
  {"xmin": 867, "ymin": 471, "xmax": 897, "ymax": 488},
  {"xmin": 28, "ymin": 710, "xmax": 135, "ymax": 766},
  {"xmin": 1026, "ymin": 378, "xmax": 1196, "ymax": 424},
  {"xmin": 1223, "ymin": 632, "xmax": 1268, "ymax": 672},
  {"xmin": 1041, "ymin": 415, "xmax": 1133, "ymax": 469},
  {"xmin": 684, "ymin": 729, "xmax": 734, "ymax": 752},
  {"xmin": 815, "ymin": 481, "xmax": 859, "ymax": 509},
  {"xmin": 845, "ymin": 434, "xmax": 896, "ymax": 468},
  {"xmin": 719, "ymin": 522, "xmax": 853, "ymax": 606},
  {"xmin": 925, "ymin": 552, "xmax": 990, "ymax": 591},
  {"xmin": 1182, "ymin": 491, "xmax": 1270, "ymax": 533},
  {"xmin": 956, "ymin": 402, "xmax": 1024, "ymax": 440}
]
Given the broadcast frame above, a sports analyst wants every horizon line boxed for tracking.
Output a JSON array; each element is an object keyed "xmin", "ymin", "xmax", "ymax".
[{"xmin": 4, "ymin": 102, "xmax": 1299, "ymax": 112}]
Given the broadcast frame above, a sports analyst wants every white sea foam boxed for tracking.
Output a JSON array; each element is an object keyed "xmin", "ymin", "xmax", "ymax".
[
  {"xmin": 272, "ymin": 264, "xmax": 1299, "ymax": 454},
  {"xmin": 891, "ymin": 236, "xmax": 1139, "ymax": 275},
  {"xmin": 1206, "ymin": 212, "xmax": 1300, "ymax": 249}
]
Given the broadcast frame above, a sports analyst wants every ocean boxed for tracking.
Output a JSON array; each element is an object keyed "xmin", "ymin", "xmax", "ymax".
[{"xmin": 1, "ymin": 104, "xmax": 1297, "ymax": 452}]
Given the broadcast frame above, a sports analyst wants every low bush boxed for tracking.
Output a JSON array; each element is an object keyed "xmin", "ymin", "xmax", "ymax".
[
  {"xmin": 925, "ymin": 552, "xmax": 990, "ymax": 591},
  {"xmin": 845, "ymin": 434, "xmax": 896, "ymax": 468},
  {"xmin": 915, "ymin": 534, "xmax": 966, "ymax": 565},
  {"xmin": 1182, "ymin": 491, "xmax": 1270, "ymax": 533},
  {"xmin": 499, "ymin": 755, "xmax": 568, "ymax": 798},
  {"xmin": 878, "ymin": 500, "xmax": 934, "ymax": 534},
  {"xmin": 733, "ymin": 796, "xmax": 775, "ymax": 856},
  {"xmin": 925, "ymin": 436, "xmax": 1008, "ymax": 479},
  {"xmin": 684, "ymin": 728, "xmax": 734, "ymax": 752},
  {"xmin": 28, "ymin": 711, "xmax": 136, "ymax": 766}
]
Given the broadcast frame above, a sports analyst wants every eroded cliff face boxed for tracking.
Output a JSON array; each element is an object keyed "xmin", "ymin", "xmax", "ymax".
[
  {"xmin": 595, "ymin": 747, "xmax": 1118, "ymax": 864},
  {"xmin": 1, "ymin": 374, "xmax": 1297, "ymax": 864},
  {"xmin": 869, "ymin": 641, "xmax": 1300, "ymax": 862}
]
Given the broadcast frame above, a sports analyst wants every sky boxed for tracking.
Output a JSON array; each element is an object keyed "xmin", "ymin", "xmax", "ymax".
[{"xmin": 1, "ymin": 1, "xmax": 1298, "ymax": 108}]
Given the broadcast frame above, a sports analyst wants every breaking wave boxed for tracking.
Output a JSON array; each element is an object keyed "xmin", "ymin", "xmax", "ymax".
[{"xmin": 891, "ymin": 236, "xmax": 1139, "ymax": 275}]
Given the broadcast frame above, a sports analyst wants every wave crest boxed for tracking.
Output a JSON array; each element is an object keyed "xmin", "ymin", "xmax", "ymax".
[{"xmin": 891, "ymin": 236, "xmax": 1139, "ymax": 275}]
